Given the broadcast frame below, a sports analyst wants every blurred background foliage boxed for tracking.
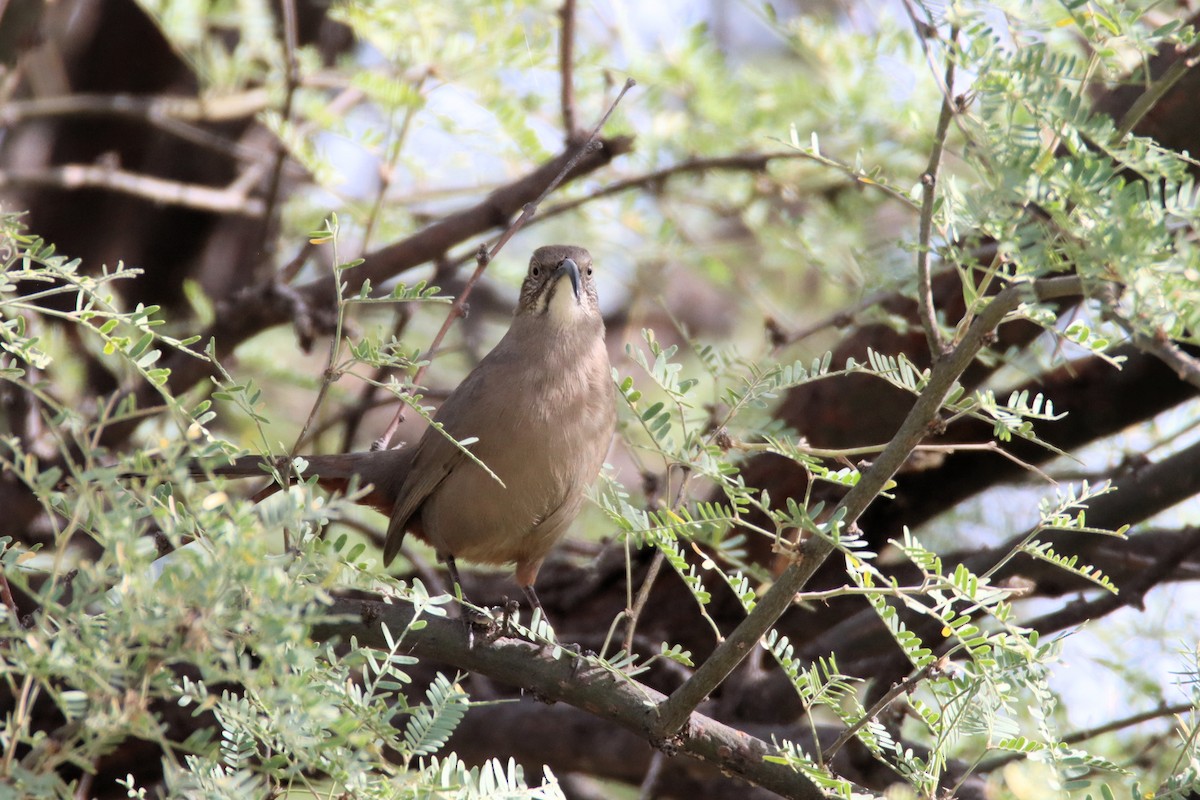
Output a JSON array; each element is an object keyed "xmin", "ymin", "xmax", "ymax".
[{"xmin": 3, "ymin": 0, "xmax": 1200, "ymax": 798}]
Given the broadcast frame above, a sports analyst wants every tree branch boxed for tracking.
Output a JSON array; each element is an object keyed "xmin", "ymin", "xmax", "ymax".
[
  {"xmin": 0, "ymin": 90, "xmax": 271, "ymax": 125},
  {"xmin": 0, "ymin": 164, "xmax": 263, "ymax": 215},
  {"xmin": 311, "ymin": 597, "xmax": 826, "ymax": 800},
  {"xmin": 102, "ymin": 132, "xmax": 634, "ymax": 446},
  {"xmin": 654, "ymin": 275, "xmax": 1085, "ymax": 737},
  {"xmin": 913, "ymin": 24, "xmax": 958, "ymax": 358},
  {"xmin": 559, "ymin": 0, "xmax": 578, "ymax": 136}
]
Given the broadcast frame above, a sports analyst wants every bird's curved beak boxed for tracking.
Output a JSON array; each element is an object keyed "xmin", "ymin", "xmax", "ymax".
[{"xmin": 554, "ymin": 257, "xmax": 581, "ymax": 301}]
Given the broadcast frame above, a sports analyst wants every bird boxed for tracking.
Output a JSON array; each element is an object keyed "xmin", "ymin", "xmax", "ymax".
[{"xmin": 208, "ymin": 245, "xmax": 616, "ymax": 611}]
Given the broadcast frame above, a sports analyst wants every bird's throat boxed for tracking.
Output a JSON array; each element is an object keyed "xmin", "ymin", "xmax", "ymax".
[{"xmin": 545, "ymin": 279, "xmax": 584, "ymax": 326}]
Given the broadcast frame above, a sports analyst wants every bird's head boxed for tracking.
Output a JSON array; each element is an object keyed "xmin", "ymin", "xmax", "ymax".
[{"xmin": 518, "ymin": 245, "xmax": 600, "ymax": 325}]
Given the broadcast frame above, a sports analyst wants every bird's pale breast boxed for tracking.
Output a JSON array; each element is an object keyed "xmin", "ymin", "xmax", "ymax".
[{"xmin": 421, "ymin": 328, "xmax": 614, "ymax": 567}]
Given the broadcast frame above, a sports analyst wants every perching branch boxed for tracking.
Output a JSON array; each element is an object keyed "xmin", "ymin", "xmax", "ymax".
[{"xmin": 311, "ymin": 596, "xmax": 826, "ymax": 800}]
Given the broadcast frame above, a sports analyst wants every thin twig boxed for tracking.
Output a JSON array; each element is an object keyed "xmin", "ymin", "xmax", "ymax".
[
  {"xmin": 822, "ymin": 661, "xmax": 940, "ymax": 763},
  {"xmin": 559, "ymin": 0, "xmax": 578, "ymax": 136},
  {"xmin": 977, "ymin": 701, "xmax": 1197, "ymax": 772},
  {"xmin": 374, "ymin": 79, "xmax": 636, "ymax": 450},
  {"xmin": 913, "ymin": 23, "xmax": 959, "ymax": 358},
  {"xmin": 636, "ymin": 751, "xmax": 665, "ymax": 800},
  {"xmin": 254, "ymin": 0, "xmax": 302, "ymax": 272},
  {"xmin": 1108, "ymin": 316, "xmax": 1200, "ymax": 392},
  {"xmin": 768, "ymin": 288, "xmax": 892, "ymax": 352},
  {"xmin": 362, "ymin": 72, "xmax": 429, "ymax": 255},
  {"xmin": 899, "ymin": 0, "xmax": 953, "ymax": 102},
  {"xmin": 622, "ymin": 550, "xmax": 665, "ymax": 654},
  {"xmin": 0, "ymin": 568, "xmax": 19, "ymax": 620},
  {"xmin": 542, "ymin": 152, "xmax": 788, "ymax": 218},
  {"xmin": 540, "ymin": 143, "xmax": 922, "ymax": 230},
  {"xmin": 336, "ymin": 304, "xmax": 416, "ymax": 453},
  {"xmin": 283, "ymin": 220, "xmax": 352, "ymax": 548},
  {"xmin": 1115, "ymin": 45, "xmax": 1200, "ymax": 141}
]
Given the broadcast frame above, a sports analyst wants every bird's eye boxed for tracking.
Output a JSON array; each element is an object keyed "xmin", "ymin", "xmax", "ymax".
[
  {"xmin": 531, "ymin": 266, "xmax": 540, "ymax": 277},
  {"xmin": 586, "ymin": 266, "xmax": 593, "ymax": 276}
]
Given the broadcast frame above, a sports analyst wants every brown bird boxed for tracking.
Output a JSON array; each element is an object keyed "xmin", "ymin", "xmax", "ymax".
[{"xmin": 210, "ymin": 245, "xmax": 616, "ymax": 610}]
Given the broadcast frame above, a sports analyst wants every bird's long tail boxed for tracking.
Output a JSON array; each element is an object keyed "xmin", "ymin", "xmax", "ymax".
[{"xmin": 192, "ymin": 449, "xmax": 412, "ymax": 514}]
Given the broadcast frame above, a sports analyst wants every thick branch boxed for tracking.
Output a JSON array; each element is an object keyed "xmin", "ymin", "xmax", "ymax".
[{"xmin": 103, "ymin": 134, "xmax": 633, "ymax": 445}]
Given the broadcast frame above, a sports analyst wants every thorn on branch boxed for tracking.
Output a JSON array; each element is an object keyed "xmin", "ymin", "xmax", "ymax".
[
  {"xmin": 915, "ymin": 20, "xmax": 937, "ymax": 39},
  {"xmin": 998, "ymin": 575, "xmax": 1036, "ymax": 598},
  {"xmin": 651, "ymin": 734, "xmax": 684, "ymax": 757},
  {"xmin": 474, "ymin": 242, "xmax": 491, "ymax": 268},
  {"xmin": 764, "ymin": 315, "xmax": 787, "ymax": 348}
]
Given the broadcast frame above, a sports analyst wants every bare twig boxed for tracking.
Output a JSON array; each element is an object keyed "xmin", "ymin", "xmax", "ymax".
[
  {"xmin": 0, "ymin": 165, "xmax": 263, "ymax": 215},
  {"xmin": 636, "ymin": 751, "xmax": 666, "ymax": 800},
  {"xmin": 622, "ymin": 550, "xmax": 665, "ymax": 654},
  {"xmin": 0, "ymin": 568, "xmax": 19, "ymax": 620},
  {"xmin": 767, "ymin": 288, "xmax": 892, "ymax": 352},
  {"xmin": 1108, "ymin": 317, "xmax": 1200, "ymax": 392},
  {"xmin": 374, "ymin": 79, "xmax": 636, "ymax": 450},
  {"xmin": 822, "ymin": 661, "xmax": 940, "ymax": 763},
  {"xmin": 913, "ymin": 23, "xmax": 959, "ymax": 358},
  {"xmin": 0, "ymin": 89, "xmax": 271, "ymax": 125},
  {"xmin": 254, "ymin": 0, "xmax": 302, "ymax": 273},
  {"xmin": 1115, "ymin": 44, "xmax": 1200, "ymax": 140},
  {"xmin": 541, "ymin": 152, "xmax": 789, "ymax": 218},
  {"xmin": 362, "ymin": 72, "xmax": 429, "ymax": 255},
  {"xmin": 977, "ymin": 701, "xmax": 1197, "ymax": 772},
  {"xmin": 0, "ymin": 91, "xmax": 271, "ymax": 165},
  {"xmin": 540, "ymin": 142, "xmax": 923, "ymax": 231},
  {"xmin": 559, "ymin": 0, "xmax": 578, "ymax": 136}
]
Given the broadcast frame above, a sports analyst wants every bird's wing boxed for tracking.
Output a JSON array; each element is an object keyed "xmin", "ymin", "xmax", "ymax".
[
  {"xmin": 382, "ymin": 431, "xmax": 463, "ymax": 564},
  {"xmin": 382, "ymin": 362, "xmax": 500, "ymax": 564}
]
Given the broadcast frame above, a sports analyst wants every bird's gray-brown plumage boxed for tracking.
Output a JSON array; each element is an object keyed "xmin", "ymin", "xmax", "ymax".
[
  {"xmin": 205, "ymin": 245, "xmax": 615, "ymax": 606},
  {"xmin": 383, "ymin": 245, "xmax": 615, "ymax": 603}
]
